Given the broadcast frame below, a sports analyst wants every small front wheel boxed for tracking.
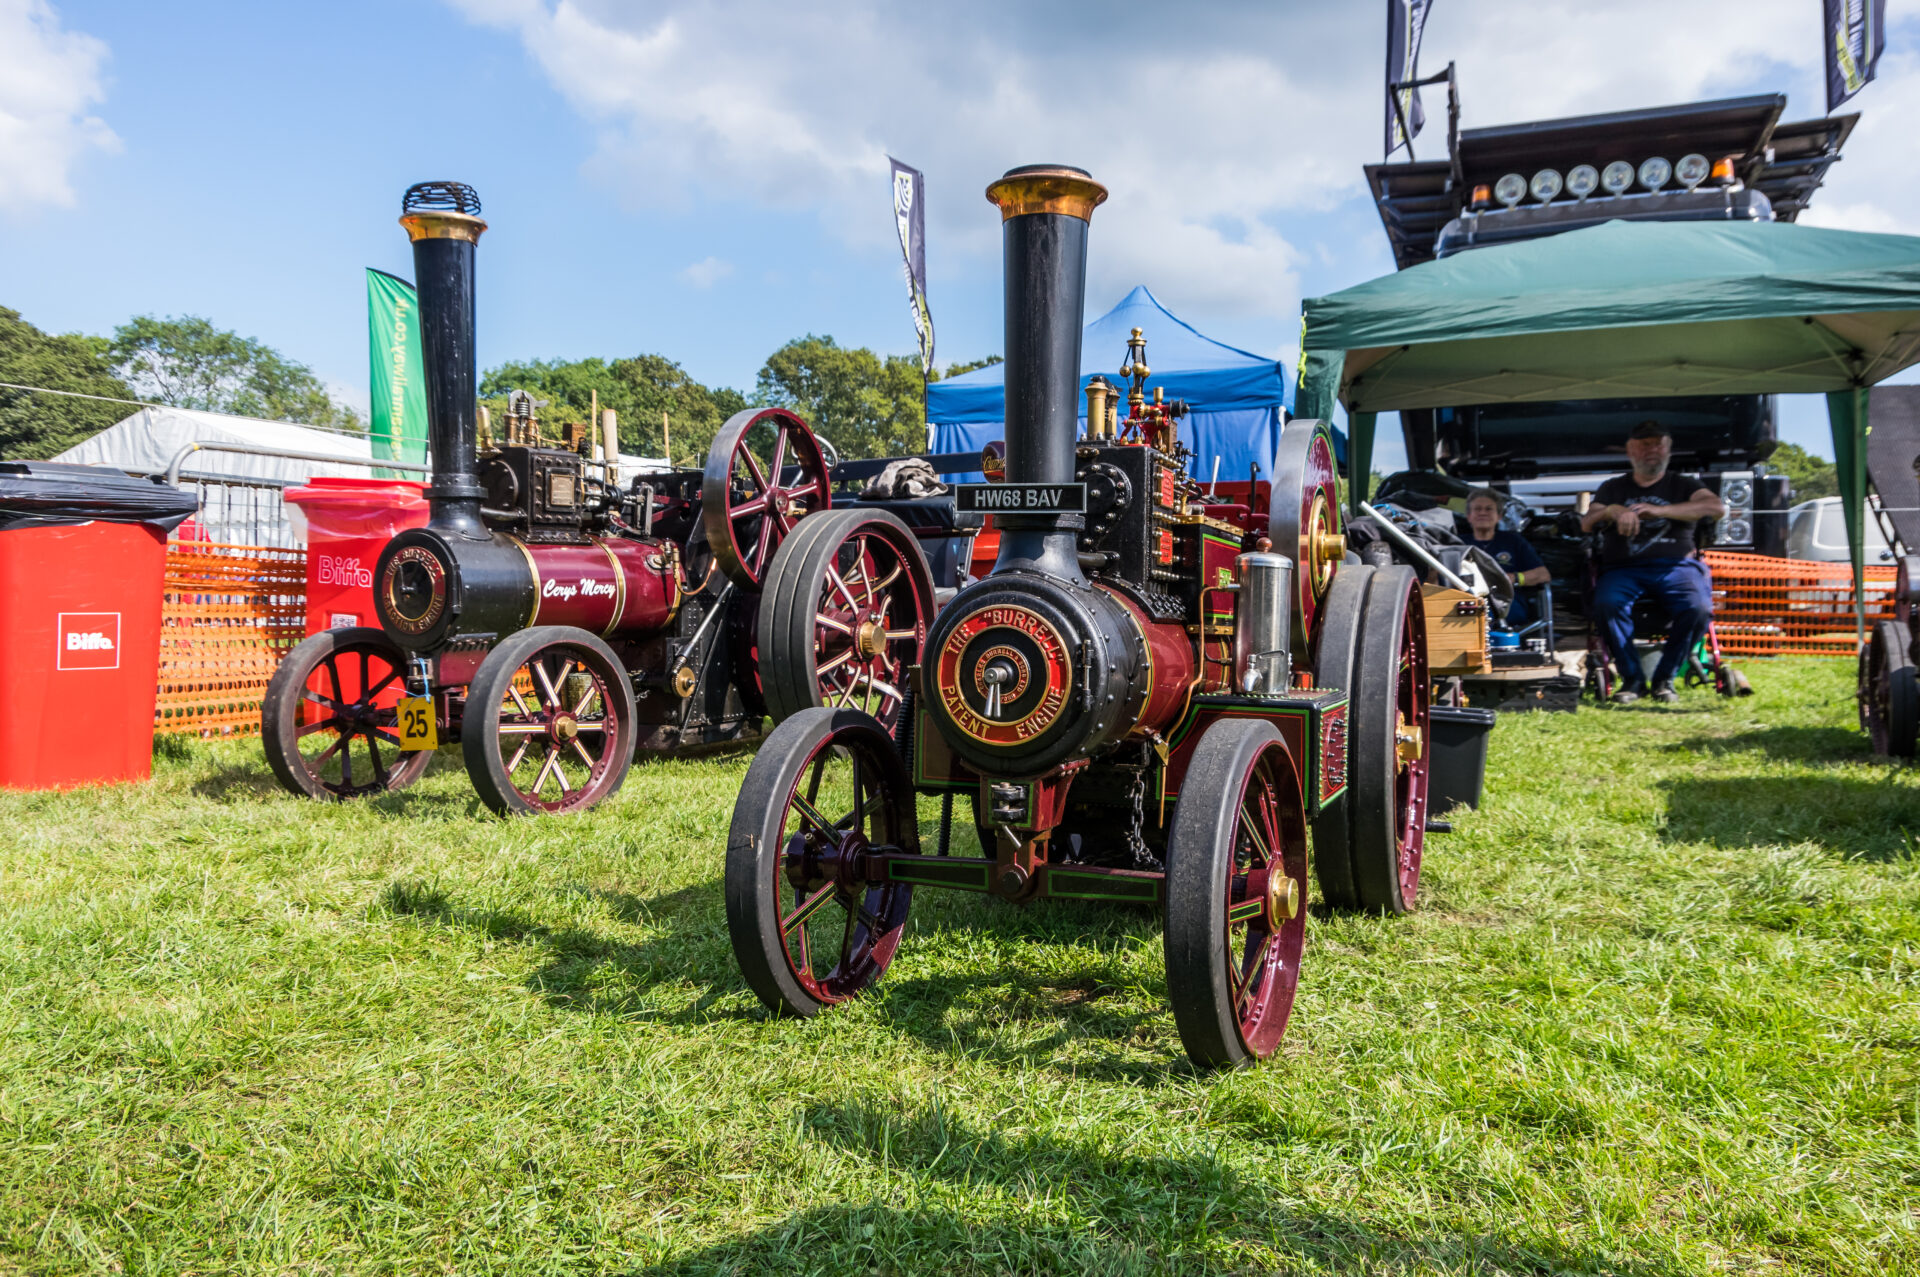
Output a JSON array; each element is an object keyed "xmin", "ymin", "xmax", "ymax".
[
  {"xmin": 262, "ymin": 627, "xmax": 433, "ymax": 800},
  {"xmin": 1165, "ymin": 718, "xmax": 1310, "ymax": 1070},
  {"xmin": 726, "ymin": 707, "xmax": 917, "ymax": 1017},
  {"xmin": 461, "ymin": 626, "xmax": 637, "ymax": 815}
]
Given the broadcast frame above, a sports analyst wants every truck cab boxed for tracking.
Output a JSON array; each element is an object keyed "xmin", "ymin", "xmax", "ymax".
[{"xmin": 1365, "ymin": 92, "xmax": 1857, "ymax": 556}]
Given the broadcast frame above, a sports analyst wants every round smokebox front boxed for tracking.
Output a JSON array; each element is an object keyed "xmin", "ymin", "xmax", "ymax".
[
  {"xmin": 375, "ymin": 530, "xmax": 459, "ymax": 650},
  {"xmin": 936, "ymin": 603, "xmax": 1074, "ymax": 747},
  {"xmin": 924, "ymin": 577, "xmax": 1139, "ymax": 776}
]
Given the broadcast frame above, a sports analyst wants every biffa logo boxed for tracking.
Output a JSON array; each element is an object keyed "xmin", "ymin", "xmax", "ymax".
[
  {"xmin": 57, "ymin": 612, "xmax": 122, "ymax": 671},
  {"xmin": 317, "ymin": 555, "xmax": 374, "ymax": 588}
]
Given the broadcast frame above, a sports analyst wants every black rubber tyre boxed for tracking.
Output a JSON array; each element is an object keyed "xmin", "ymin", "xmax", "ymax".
[
  {"xmin": 726, "ymin": 707, "xmax": 917, "ymax": 1017},
  {"xmin": 757, "ymin": 507, "xmax": 934, "ymax": 736},
  {"xmin": 262, "ymin": 627, "xmax": 433, "ymax": 800},
  {"xmin": 461, "ymin": 626, "xmax": 637, "ymax": 816},
  {"xmin": 1165, "ymin": 718, "xmax": 1310, "ymax": 1071},
  {"xmin": 1308, "ymin": 563, "xmax": 1374, "ymax": 908},
  {"xmin": 1349, "ymin": 566, "xmax": 1430, "ymax": 915},
  {"xmin": 1586, "ymin": 648, "xmax": 1615, "ymax": 704},
  {"xmin": 1864, "ymin": 619, "xmax": 1919, "ymax": 758}
]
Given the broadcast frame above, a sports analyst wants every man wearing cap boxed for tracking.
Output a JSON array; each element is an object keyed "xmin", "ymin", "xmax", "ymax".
[{"xmin": 1580, "ymin": 421, "xmax": 1724, "ymax": 703}]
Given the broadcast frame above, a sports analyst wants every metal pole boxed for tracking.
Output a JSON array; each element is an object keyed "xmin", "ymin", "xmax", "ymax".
[{"xmin": 1358, "ymin": 500, "xmax": 1475, "ymax": 592}]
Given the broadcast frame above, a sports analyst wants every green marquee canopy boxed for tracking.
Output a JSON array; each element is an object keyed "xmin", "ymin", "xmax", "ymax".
[{"xmin": 1296, "ymin": 218, "xmax": 1920, "ymax": 632}]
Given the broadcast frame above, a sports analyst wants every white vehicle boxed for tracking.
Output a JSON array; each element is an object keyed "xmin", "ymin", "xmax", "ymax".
[{"xmin": 1785, "ymin": 496, "xmax": 1895, "ymax": 563}]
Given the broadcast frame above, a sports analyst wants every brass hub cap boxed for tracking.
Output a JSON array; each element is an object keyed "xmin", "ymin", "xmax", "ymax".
[
  {"xmin": 854, "ymin": 618, "xmax": 888, "ymax": 660},
  {"xmin": 1395, "ymin": 717, "xmax": 1423, "ymax": 766},
  {"xmin": 1267, "ymin": 873, "xmax": 1302, "ymax": 928},
  {"xmin": 550, "ymin": 715, "xmax": 579, "ymax": 743}
]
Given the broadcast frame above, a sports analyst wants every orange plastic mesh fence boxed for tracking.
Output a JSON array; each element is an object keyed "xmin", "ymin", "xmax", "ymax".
[
  {"xmin": 1703, "ymin": 551, "xmax": 1895, "ymax": 658},
  {"xmin": 156, "ymin": 542, "xmax": 307, "ymax": 737}
]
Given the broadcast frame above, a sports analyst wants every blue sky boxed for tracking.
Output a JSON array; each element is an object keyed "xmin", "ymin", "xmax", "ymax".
[{"xmin": 4, "ymin": 0, "xmax": 1918, "ymax": 468}]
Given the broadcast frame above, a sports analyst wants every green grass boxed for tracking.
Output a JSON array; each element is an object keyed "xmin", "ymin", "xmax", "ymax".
[{"xmin": 1, "ymin": 660, "xmax": 1916, "ymax": 1275}]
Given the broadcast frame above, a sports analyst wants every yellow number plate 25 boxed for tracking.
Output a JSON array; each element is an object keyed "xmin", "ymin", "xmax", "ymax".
[{"xmin": 397, "ymin": 696, "xmax": 438, "ymax": 751}]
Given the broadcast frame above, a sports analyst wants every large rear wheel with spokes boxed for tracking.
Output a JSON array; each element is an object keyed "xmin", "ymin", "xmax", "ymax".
[
  {"xmin": 262, "ymin": 627, "xmax": 433, "ymax": 800},
  {"xmin": 1165, "ymin": 718, "xmax": 1310, "ymax": 1070},
  {"xmin": 461, "ymin": 626, "xmax": 637, "ymax": 816},
  {"xmin": 701, "ymin": 407, "xmax": 832, "ymax": 590},
  {"xmin": 758, "ymin": 508, "xmax": 935, "ymax": 737},
  {"xmin": 725, "ymin": 707, "xmax": 917, "ymax": 1017},
  {"xmin": 1348, "ymin": 565, "xmax": 1430, "ymax": 915}
]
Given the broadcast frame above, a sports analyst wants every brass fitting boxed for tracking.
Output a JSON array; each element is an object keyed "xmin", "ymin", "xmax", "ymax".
[{"xmin": 984, "ymin": 165, "xmax": 1108, "ymax": 223}]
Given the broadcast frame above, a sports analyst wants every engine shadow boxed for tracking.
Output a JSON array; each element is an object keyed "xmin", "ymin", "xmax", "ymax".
[
  {"xmin": 1660, "ymin": 773, "xmax": 1920, "ymax": 861},
  {"xmin": 1673, "ymin": 724, "xmax": 1882, "ymax": 766},
  {"xmin": 375, "ymin": 877, "xmax": 747, "ymax": 1021},
  {"xmin": 638, "ymin": 1100, "xmax": 1691, "ymax": 1276}
]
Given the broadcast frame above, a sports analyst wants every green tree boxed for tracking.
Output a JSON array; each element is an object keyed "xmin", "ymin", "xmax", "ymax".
[
  {"xmin": 944, "ymin": 355, "xmax": 1002, "ymax": 378},
  {"xmin": 108, "ymin": 315, "xmax": 363, "ymax": 431},
  {"xmin": 0, "ymin": 307, "xmax": 134, "ymax": 459},
  {"xmin": 1767, "ymin": 442, "xmax": 1837, "ymax": 501},
  {"xmin": 753, "ymin": 335, "xmax": 928, "ymax": 458},
  {"xmin": 478, "ymin": 354, "xmax": 747, "ymax": 467}
]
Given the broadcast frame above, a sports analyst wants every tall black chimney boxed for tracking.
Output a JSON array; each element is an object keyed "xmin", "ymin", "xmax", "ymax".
[
  {"xmin": 400, "ymin": 181, "xmax": 488, "ymax": 541},
  {"xmin": 983, "ymin": 165, "xmax": 1106, "ymax": 581}
]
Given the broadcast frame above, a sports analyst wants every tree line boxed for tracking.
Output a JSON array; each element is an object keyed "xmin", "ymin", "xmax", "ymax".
[{"xmin": 0, "ymin": 307, "xmax": 1000, "ymax": 466}]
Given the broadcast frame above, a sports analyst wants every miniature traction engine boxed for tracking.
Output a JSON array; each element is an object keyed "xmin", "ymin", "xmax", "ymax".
[
  {"xmin": 262, "ymin": 181, "xmax": 938, "ymax": 816},
  {"xmin": 724, "ymin": 164, "xmax": 1433, "ymax": 1069}
]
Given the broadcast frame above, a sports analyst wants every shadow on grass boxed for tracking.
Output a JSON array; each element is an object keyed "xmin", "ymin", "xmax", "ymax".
[
  {"xmin": 376, "ymin": 878, "xmax": 748, "ymax": 1021},
  {"xmin": 377, "ymin": 877, "xmax": 1207, "ymax": 1075},
  {"xmin": 1661, "ymin": 773, "xmax": 1920, "ymax": 861},
  {"xmin": 1673, "ymin": 723, "xmax": 1881, "ymax": 766},
  {"xmin": 638, "ymin": 1099, "xmax": 1688, "ymax": 1276}
]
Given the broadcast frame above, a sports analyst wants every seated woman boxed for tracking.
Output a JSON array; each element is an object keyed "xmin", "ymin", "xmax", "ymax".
[{"xmin": 1464, "ymin": 490, "xmax": 1549, "ymax": 628}]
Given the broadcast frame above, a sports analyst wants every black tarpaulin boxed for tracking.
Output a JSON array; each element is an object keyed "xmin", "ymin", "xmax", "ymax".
[{"xmin": 0, "ymin": 461, "xmax": 198, "ymax": 533}]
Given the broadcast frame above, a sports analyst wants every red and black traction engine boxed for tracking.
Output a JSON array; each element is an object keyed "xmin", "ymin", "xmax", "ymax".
[
  {"xmin": 263, "ymin": 181, "xmax": 935, "ymax": 816},
  {"xmin": 725, "ymin": 165, "xmax": 1432, "ymax": 1069}
]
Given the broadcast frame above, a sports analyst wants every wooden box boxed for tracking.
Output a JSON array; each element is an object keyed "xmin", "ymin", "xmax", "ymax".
[{"xmin": 1421, "ymin": 585, "xmax": 1488, "ymax": 674}]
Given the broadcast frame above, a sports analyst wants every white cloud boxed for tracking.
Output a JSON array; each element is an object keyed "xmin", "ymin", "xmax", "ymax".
[
  {"xmin": 452, "ymin": 0, "xmax": 1919, "ymax": 330},
  {"xmin": 0, "ymin": 0, "xmax": 117, "ymax": 213},
  {"xmin": 680, "ymin": 255, "xmax": 734, "ymax": 288}
]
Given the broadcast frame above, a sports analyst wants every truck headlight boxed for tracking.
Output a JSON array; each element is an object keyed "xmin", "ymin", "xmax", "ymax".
[
  {"xmin": 1638, "ymin": 156, "xmax": 1672, "ymax": 191},
  {"xmin": 1529, "ymin": 169, "xmax": 1564, "ymax": 203},
  {"xmin": 1566, "ymin": 164, "xmax": 1599, "ymax": 199},
  {"xmin": 1601, "ymin": 161, "xmax": 1635, "ymax": 195},
  {"xmin": 1494, "ymin": 173, "xmax": 1527, "ymax": 208}
]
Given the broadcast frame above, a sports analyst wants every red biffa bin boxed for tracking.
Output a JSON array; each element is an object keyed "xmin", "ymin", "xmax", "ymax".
[
  {"xmin": 284, "ymin": 477, "xmax": 429, "ymax": 636},
  {"xmin": 0, "ymin": 462, "xmax": 196, "ymax": 790}
]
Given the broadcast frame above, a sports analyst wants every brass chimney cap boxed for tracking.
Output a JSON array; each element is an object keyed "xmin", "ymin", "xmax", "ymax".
[
  {"xmin": 400, "ymin": 210, "xmax": 487, "ymax": 244},
  {"xmin": 985, "ymin": 165, "xmax": 1107, "ymax": 223},
  {"xmin": 400, "ymin": 181, "xmax": 488, "ymax": 244}
]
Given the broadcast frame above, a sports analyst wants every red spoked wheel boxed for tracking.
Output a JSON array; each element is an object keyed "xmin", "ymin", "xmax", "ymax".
[
  {"xmin": 1165, "ymin": 718, "xmax": 1310, "ymax": 1070},
  {"xmin": 1271, "ymin": 418, "xmax": 1344, "ymax": 646},
  {"xmin": 262, "ymin": 627, "xmax": 434, "ymax": 800},
  {"xmin": 1349, "ymin": 566, "xmax": 1430, "ymax": 914},
  {"xmin": 726, "ymin": 707, "xmax": 917, "ymax": 1016},
  {"xmin": 757, "ymin": 508, "xmax": 935, "ymax": 735},
  {"xmin": 461, "ymin": 626, "xmax": 638, "ymax": 816},
  {"xmin": 701, "ymin": 407, "xmax": 832, "ymax": 589}
]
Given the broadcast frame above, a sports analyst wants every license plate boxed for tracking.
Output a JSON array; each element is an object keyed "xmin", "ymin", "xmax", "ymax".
[
  {"xmin": 397, "ymin": 696, "xmax": 438, "ymax": 751},
  {"xmin": 954, "ymin": 482, "xmax": 1087, "ymax": 514}
]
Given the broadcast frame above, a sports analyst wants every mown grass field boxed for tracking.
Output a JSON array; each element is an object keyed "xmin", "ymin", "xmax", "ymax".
[{"xmin": 0, "ymin": 659, "xmax": 1916, "ymax": 1275}]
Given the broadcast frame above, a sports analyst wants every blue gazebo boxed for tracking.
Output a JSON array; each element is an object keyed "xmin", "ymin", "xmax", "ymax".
[{"xmin": 928, "ymin": 286, "xmax": 1296, "ymax": 482}]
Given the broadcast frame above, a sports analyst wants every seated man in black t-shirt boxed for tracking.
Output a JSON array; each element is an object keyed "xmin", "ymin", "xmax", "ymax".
[
  {"xmin": 1578, "ymin": 420, "xmax": 1726, "ymax": 704},
  {"xmin": 1464, "ymin": 490, "xmax": 1549, "ymax": 628}
]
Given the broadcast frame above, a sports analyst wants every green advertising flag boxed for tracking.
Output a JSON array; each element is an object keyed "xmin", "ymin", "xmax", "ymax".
[{"xmin": 366, "ymin": 268, "xmax": 428, "ymax": 469}]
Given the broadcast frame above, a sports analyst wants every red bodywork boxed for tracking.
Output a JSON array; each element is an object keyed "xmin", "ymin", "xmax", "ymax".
[{"xmin": 519, "ymin": 537, "xmax": 680, "ymax": 639}]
